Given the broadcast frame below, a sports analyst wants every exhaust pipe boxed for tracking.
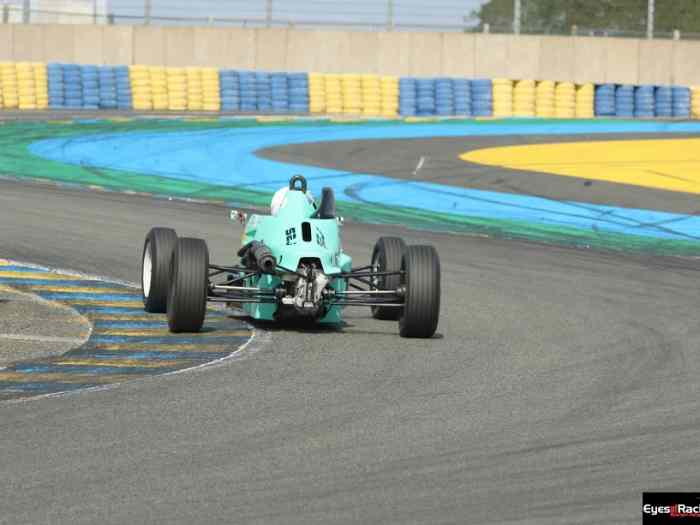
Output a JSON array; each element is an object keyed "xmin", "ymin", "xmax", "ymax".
[{"xmin": 239, "ymin": 241, "xmax": 277, "ymax": 274}]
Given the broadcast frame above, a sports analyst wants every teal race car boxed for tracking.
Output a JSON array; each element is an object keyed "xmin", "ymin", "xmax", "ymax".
[{"xmin": 140, "ymin": 176, "xmax": 441, "ymax": 338}]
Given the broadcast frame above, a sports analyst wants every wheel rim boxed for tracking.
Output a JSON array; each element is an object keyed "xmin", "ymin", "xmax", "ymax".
[
  {"xmin": 371, "ymin": 251, "xmax": 381, "ymax": 290},
  {"xmin": 142, "ymin": 240, "xmax": 152, "ymax": 298}
]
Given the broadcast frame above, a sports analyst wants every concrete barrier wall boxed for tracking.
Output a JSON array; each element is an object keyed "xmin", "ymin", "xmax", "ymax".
[{"xmin": 5, "ymin": 23, "xmax": 700, "ymax": 85}]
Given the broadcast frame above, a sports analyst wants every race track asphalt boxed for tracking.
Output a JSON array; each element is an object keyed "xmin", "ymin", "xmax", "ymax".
[
  {"xmin": 261, "ymin": 133, "xmax": 700, "ymax": 214},
  {"xmin": 1, "ymin": 150, "xmax": 700, "ymax": 523}
]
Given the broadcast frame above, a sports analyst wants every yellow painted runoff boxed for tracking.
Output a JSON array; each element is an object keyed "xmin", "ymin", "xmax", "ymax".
[{"xmin": 461, "ymin": 138, "xmax": 700, "ymax": 194}]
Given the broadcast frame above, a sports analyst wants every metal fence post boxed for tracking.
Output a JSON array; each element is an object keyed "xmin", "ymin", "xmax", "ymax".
[
  {"xmin": 2, "ymin": 5, "xmax": 9, "ymax": 24},
  {"xmin": 266, "ymin": 0, "xmax": 272, "ymax": 28},
  {"xmin": 22, "ymin": 0, "xmax": 30, "ymax": 23},
  {"xmin": 513, "ymin": 0, "xmax": 521, "ymax": 34},
  {"xmin": 387, "ymin": 0, "xmax": 394, "ymax": 31},
  {"xmin": 144, "ymin": 0, "xmax": 151, "ymax": 25},
  {"xmin": 647, "ymin": 0, "xmax": 654, "ymax": 39}
]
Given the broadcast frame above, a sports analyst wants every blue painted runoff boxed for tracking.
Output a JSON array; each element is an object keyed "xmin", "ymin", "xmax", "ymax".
[{"xmin": 29, "ymin": 119, "xmax": 700, "ymax": 241}]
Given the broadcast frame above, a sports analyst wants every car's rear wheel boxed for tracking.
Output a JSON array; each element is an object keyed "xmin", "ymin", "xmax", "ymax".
[
  {"xmin": 371, "ymin": 236, "xmax": 406, "ymax": 320},
  {"xmin": 142, "ymin": 227, "xmax": 178, "ymax": 313},
  {"xmin": 167, "ymin": 238, "xmax": 209, "ymax": 333},
  {"xmin": 399, "ymin": 245, "xmax": 440, "ymax": 338}
]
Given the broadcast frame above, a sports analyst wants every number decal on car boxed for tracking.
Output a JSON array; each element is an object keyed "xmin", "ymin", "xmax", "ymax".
[
  {"xmin": 286, "ymin": 227, "xmax": 297, "ymax": 246},
  {"xmin": 316, "ymin": 228, "xmax": 326, "ymax": 248}
]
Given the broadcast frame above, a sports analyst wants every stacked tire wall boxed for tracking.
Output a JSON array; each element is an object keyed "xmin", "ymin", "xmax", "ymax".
[{"xmin": 3, "ymin": 58, "xmax": 700, "ymax": 121}]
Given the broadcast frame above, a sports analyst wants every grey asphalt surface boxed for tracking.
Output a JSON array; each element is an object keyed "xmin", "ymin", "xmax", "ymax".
[
  {"xmin": 1, "ymin": 170, "xmax": 700, "ymax": 524},
  {"xmin": 0, "ymin": 287, "xmax": 89, "ymax": 366},
  {"xmin": 261, "ymin": 133, "xmax": 700, "ymax": 214}
]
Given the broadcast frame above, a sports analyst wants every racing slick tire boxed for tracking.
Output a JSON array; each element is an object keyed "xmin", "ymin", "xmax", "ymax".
[
  {"xmin": 142, "ymin": 227, "xmax": 178, "ymax": 313},
  {"xmin": 399, "ymin": 245, "xmax": 441, "ymax": 338},
  {"xmin": 371, "ymin": 236, "xmax": 406, "ymax": 320},
  {"xmin": 167, "ymin": 237, "xmax": 209, "ymax": 333}
]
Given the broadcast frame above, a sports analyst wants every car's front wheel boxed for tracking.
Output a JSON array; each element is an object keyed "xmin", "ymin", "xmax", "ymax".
[
  {"xmin": 167, "ymin": 238, "xmax": 209, "ymax": 333},
  {"xmin": 399, "ymin": 245, "xmax": 441, "ymax": 338},
  {"xmin": 142, "ymin": 227, "xmax": 178, "ymax": 313},
  {"xmin": 370, "ymin": 236, "xmax": 406, "ymax": 321}
]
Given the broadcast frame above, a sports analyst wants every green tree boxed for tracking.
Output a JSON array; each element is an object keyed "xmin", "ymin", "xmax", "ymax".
[{"xmin": 471, "ymin": 0, "xmax": 700, "ymax": 36}]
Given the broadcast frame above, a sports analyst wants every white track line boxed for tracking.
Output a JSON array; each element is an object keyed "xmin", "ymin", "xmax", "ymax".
[
  {"xmin": 0, "ymin": 333, "xmax": 86, "ymax": 344},
  {"xmin": 0, "ymin": 258, "xmax": 259, "ymax": 404},
  {"xmin": 413, "ymin": 155, "xmax": 426, "ymax": 176}
]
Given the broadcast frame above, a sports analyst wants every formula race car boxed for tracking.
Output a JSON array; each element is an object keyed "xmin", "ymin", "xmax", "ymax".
[{"xmin": 140, "ymin": 176, "xmax": 440, "ymax": 338}]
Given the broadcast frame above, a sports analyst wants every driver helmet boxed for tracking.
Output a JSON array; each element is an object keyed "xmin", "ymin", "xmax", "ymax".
[{"xmin": 271, "ymin": 187, "xmax": 315, "ymax": 216}]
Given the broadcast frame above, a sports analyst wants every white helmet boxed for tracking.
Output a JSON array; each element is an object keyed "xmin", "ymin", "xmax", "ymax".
[
  {"xmin": 271, "ymin": 187, "xmax": 288, "ymax": 216},
  {"xmin": 270, "ymin": 186, "xmax": 315, "ymax": 216}
]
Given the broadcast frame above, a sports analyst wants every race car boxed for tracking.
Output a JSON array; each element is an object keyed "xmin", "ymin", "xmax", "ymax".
[{"xmin": 140, "ymin": 175, "xmax": 440, "ymax": 338}]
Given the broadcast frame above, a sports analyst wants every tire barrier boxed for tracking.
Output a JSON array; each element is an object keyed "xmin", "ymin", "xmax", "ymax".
[
  {"xmin": 435, "ymin": 78, "xmax": 454, "ymax": 117},
  {"xmin": 535, "ymin": 80, "xmax": 555, "ymax": 118},
  {"xmin": 615, "ymin": 85, "xmax": 635, "ymax": 118},
  {"xmin": 270, "ymin": 72, "xmax": 289, "ymax": 114},
  {"xmin": 185, "ymin": 67, "xmax": 203, "ymax": 111},
  {"xmin": 692, "ymin": 86, "xmax": 700, "ymax": 119},
  {"xmin": 655, "ymin": 86, "xmax": 673, "ymax": 117},
  {"xmin": 202, "ymin": 68, "xmax": 220, "ymax": 112},
  {"xmin": 399, "ymin": 77, "xmax": 417, "ymax": 117},
  {"xmin": 634, "ymin": 85, "xmax": 655, "ymax": 118},
  {"xmin": 555, "ymin": 82, "xmax": 576, "ymax": 118},
  {"xmin": 115, "ymin": 66, "xmax": 132, "ymax": 110},
  {"xmin": 288, "ymin": 72, "xmax": 309, "ymax": 114},
  {"xmin": 400, "ymin": 77, "xmax": 484, "ymax": 117},
  {"xmin": 513, "ymin": 79, "xmax": 535, "ymax": 117},
  {"xmin": 361, "ymin": 74, "xmax": 381, "ymax": 116},
  {"xmin": 97, "ymin": 66, "xmax": 117, "ymax": 110},
  {"xmin": 594, "ymin": 84, "xmax": 616, "ymax": 116},
  {"xmin": 47, "ymin": 63, "xmax": 63, "ymax": 108},
  {"xmin": 324, "ymin": 74, "xmax": 342, "ymax": 114},
  {"xmin": 492, "ymin": 78, "xmax": 513, "ymax": 117},
  {"xmin": 80, "ymin": 64, "xmax": 99, "ymax": 110},
  {"xmin": 342, "ymin": 74, "xmax": 362, "ymax": 114},
  {"xmin": 50, "ymin": 63, "xmax": 127, "ymax": 110},
  {"xmin": 576, "ymin": 83, "xmax": 595, "ymax": 118},
  {"xmin": 34, "ymin": 63, "xmax": 48, "ymax": 110},
  {"xmin": 239, "ymin": 71, "xmax": 257, "ymax": 113},
  {"xmin": 1, "ymin": 63, "xmax": 19, "ymax": 109},
  {"xmin": 416, "ymin": 78, "xmax": 436, "ymax": 116},
  {"xmin": 16, "ymin": 62, "xmax": 37, "ymax": 110},
  {"xmin": 471, "ymin": 79, "xmax": 493, "ymax": 117},
  {"xmin": 453, "ymin": 79, "xmax": 471, "ymax": 116},
  {"xmin": 309, "ymin": 73, "xmax": 325, "ymax": 114},
  {"xmin": 129, "ymin": 65, "xmax": 152, "ymax": 111},
  {"xmin": 7, "ymin": 59, "xmax": 700, "ymax": 121},
  {"xmin": 64, "ymin": 64, "xmax": 83, "ymax": 109},
  {"xmin": 254, "ymin": 71, "xmax": 271, "ymax": 113},
  {"xmin": 150, "ymin": 66, "xmax": 168, "ymax": 111},
  {"xmin": 672, "ymin": 86, "xmax": 691, "ymax": 118},
  {"xmin": 186, "ymin": 67, "xmax": 203, "ymax": 111},
  {"xmin": 219, "ymin": 70, "xmax": 240, "ymax": 112},
  {"xmin": 167, "ymin": 67, "xmax": 187, "ymax": 112},
  {"xmin": 380, "ymin": 76, "xmax": 399, "ymax": 118}
]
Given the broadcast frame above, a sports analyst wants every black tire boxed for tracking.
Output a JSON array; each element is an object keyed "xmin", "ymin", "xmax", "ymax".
[
  {"xmin": 371, "ymin": 237, "xmax": 406, "ymax": 320},
  {"xmin": 167, "ymin": 238, "xmax": 209, "ymax": 333},
  {"xmin": 399, "ymin": 245, "xmax": 441, "ymax": 338},
  {"xmin": 142, "ymin": 227, "xmax": 178, "ymax": 313}
]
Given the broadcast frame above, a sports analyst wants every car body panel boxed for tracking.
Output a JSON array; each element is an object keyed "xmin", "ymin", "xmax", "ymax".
[{"xmin": 239, "ymin": 190, "xmax": 352, "ymax": 324}]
